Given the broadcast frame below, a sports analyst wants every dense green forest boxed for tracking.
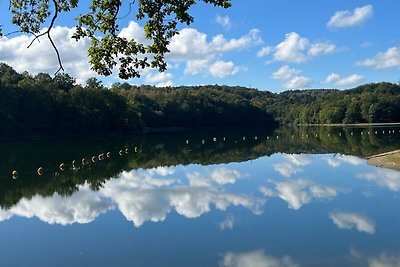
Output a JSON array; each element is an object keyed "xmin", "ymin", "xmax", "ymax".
[{"xmin": 1, "ymin": 63, "xmax": 399, "ymax": 135}]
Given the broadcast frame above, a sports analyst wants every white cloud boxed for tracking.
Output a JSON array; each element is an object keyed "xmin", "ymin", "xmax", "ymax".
[
  {"xmin": 168, "ymin": 28, "xmax": 262, "ymax": 76},
  {"xmin": 327, "ymin": 5, "xmax": 374, "ymax": 29},
  {"xmin": 257, "ymin": 46, "xmax": 273, "ymax": 58},
  {"xmin": 357, "ymin": 168, "xmax": 400, "ymax": 192},
  {"xmin": 144, "ymin": 71, "xmax": 174, "ymax": 87},
  {"xmin": 324, "ymin": 73, "xmax": 365, "ymax": 86},
  {"xmin": 330, "ymin": 211, "xmax": 376, "ymax": 234},
  {"xmin": 274, "ymin": 32, "xmax": 309, "ymax": 63},
  {"xmin": 284, "ymin": 76, "xmax": 311, "ymax": 89},
  {"xmin": 209, "ymin": 60, "xmax": 241, "ymax": 78},
  {"xmin": 262, "ymin": 178, "xmax": 339, "ymax": 210},
  {"xmin": 324, "ymin": 73, "xmax": 341, "ymax": 84},
  {"xmin": 215, "ymin": 15, "xmax": 231, "ymax": 30},
  {"xmin": 0, "ymin": 26, "xmax": 96, "ymax": 84},
  {"xmin": 271, "ymin": 65, "xmax": 301, "ymax": 81},
  {"xmin": 356, "ymin": 47, "xmax": 400, "ymax": 69},
  {"xmin": 271, "ymin": 66, "xmax": 311, "ymax": 90},
  {"xmin": 220, "ymin": 250, "xmax": 299, "ymax": 267},
  {"xmin": 219, "ymin": 215, "xmax": 235, "ymax": 230},
  {"xmin": 271, "ymin": 32, "xmax": 336, "ymax": 64},
  {"xmin": 308, "ymin": 42, "xmax": 337, "ymax": 57},
  {"xmin": 118, "ymin": 21, "xmax": 147, "ymax": 44}
]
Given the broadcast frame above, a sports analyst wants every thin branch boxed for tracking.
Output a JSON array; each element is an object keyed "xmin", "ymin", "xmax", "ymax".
[
  {"xmin": 26, "ymin": 0, "xmax": 64, "ymax": 74},
  {"xmin": 117, "ymin": 1, "xmax": 135, "ymax": 19},
  {"xmin": 2, "ymin": 30, "xmax": 40, "ymax": 41}
]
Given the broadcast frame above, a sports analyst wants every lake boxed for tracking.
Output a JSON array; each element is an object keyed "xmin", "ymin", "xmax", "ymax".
[{"xmin": 1, "ymin": 126, "xmax": 400, "ymax": 267}]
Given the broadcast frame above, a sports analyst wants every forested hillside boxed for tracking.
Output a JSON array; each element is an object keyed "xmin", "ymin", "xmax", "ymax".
[{"xmin": 0, "ymin": 63, "xmax": 399, "ymax": 136}]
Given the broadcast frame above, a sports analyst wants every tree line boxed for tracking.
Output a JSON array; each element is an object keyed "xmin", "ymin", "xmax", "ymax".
[{"xmin": 1, "ymin": 63, "xmax": 399, "ymax": 135}]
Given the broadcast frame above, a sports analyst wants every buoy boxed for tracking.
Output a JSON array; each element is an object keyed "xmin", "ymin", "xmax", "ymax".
[
  {"xmin": 106, "ymin": 152, "xmax": 111, "ymax": 158},
  {"xmin": 213, "ymin": 137, "xmax": 217, "ymax": 142},
  {"xmin": 12, "ymin": 170, "xmax": 18, "ymax": 179},
  {"xmin": 351, "ymin": 132, "xmax": 353, "ymax": 136},
  {"xmin": 81, "ymin": 158, "xmax": 86, "ymax": 165},
  {"xmin": 59, "ymin": 163, "xmax": 65, "ymax": 171},
  {"xmin": 328, "ymin": 133, "xmax": 331, "ymax": 137},
  {"xmin": 276, "ymin": 136, "xmax": 279, "ymax": 139},
  {"xmin": 361, "ymin": 132, "xmax": 364, "ymax": 135},
  {"xmin": 134, "ymin": 147, "xmax": 138, "ymax": 152},
  {"xmin": 202, "ymin": 140, "xmax": 205, "ymax": 144},
  {"xmin": 339, "ymin": 133, "xmax": 342, "ymax": 136},
  {"xmin": 255, "ymin": 136, "xmax": 258, "ymax": 140},
  {"xmin": 98, "ymin": 153, "xmax": 104, "ymax": 161},
  {"xmin": 315, "ymin": 134, "xmax": 318, "ymax": 138},
  {"xmin": 91, "ymin": 156, "xmax": 96, "ymax": 163},
  {"xmin": 223, "ymin": 137, "xmax": 226, "ymax": 141},
  {"xmin": 125, "ymin": 148, "xmax": 129, "ymax": 154},
  {"xmin": 375, "ymin": 131, "xmax": 378, "ymax": 134},
  {"xmin": 368, "ymin": 131, "xmax": 371, "ymax": 135},
  {"xmin": 186, "ymin": 140, "xmax": 189, "ymax": 145},
  {"xmin": 267, "ymin": 136, "xmax": 269, "ymax": 140},
  {"xmin": 37, "ymin": 167, "xmax": 44, "ymax": 176},
  {"xmin": 382, "ymin": 130, "xmax": 385, "ymax": 134},
  {"xmin": 291, "ymin": 135, "xmax": 294, "ymax": 138},
  {"xmin": 243, "ymin": 137, "xmax": 246, "ymax": 141},
  {"xmin": 119, "ymin": 150, "xmax": 123, "ymax": 156}
]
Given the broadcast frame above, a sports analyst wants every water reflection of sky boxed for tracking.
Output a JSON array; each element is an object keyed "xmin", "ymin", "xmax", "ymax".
[{"xmin": 1, "ymin": 153, "xmax": 400, "ymax": 266}]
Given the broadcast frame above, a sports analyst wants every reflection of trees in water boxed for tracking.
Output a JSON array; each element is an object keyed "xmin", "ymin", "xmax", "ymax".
[{"xmin": 0, "ymin": 126, "xmax": 399, "ymax": 208}]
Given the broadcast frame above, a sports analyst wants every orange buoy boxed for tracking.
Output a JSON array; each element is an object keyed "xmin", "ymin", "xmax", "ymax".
[
  {"xmin": 59, "ymin": 163, "xmax": 65, "ymax": 171},
  {"xmin": 37, "ymin": 167, "xmax": 44, "ymax": 176}
]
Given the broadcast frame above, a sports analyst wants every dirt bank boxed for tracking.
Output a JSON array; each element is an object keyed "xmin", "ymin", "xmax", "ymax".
[{"xmin": 366, "ymin": 150, "xmax": 400, "ymax": 171}]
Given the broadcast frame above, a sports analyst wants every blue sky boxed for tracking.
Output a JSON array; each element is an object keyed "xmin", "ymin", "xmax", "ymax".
[{"xmin": 0, "ymin": 0, "xmax": 399, "ymax": 91}]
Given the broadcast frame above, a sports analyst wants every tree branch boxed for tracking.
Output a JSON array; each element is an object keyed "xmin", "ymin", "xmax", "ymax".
[
  {"xmin": 26, "ymin": 0, "xmax": 64, "ymax": 75},
  {"xmin": 117, "ymin": 1, "xmax": 136, "ymax": 20}
]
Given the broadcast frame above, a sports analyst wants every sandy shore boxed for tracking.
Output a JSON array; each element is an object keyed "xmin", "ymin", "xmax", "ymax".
[{"xmin": 366, "ymin": 150, "xmax": 400, "ymax": 171}]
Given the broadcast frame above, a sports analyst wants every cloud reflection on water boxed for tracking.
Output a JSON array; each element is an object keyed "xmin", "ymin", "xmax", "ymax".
[
  {"xmin": 357, "ymin": 168, "xmax": 400, "ymax": 192},
  {"xmin": 260, "ymin": 178, "xmax": 339, "ymax": 210},
  {"xmin": 219, "ymin": 250, "xmax": 300, "ymax": 267},
  {"xmin": 0, "ymin": 167, "xmax": 264, "ymax": 227},
  {"xmin": 330, "ymin": 211, "xmax": 376, "ymax": 234}
]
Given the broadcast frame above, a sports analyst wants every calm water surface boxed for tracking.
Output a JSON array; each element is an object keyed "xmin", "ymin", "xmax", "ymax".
[{"xmin": 0, "ymin": 127, "xmax": 400, "ymax": 267}]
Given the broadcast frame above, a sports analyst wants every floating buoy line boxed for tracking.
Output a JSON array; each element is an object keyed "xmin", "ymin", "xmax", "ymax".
[
  {"xmin": 3, "ymin": 128, "xmax": 400, "ymax": 180},
  {"xmin": 3, "ymin": 146, "xmax": 140, "ymax": 180}
]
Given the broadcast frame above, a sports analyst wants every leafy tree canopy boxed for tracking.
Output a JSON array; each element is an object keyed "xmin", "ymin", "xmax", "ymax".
[{"xmin": 0, "ymin": 0, "xmax": 231, "ymax": 78}]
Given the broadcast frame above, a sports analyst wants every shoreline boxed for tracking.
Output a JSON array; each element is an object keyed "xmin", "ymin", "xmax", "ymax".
[
  {"xmin": 366, "ymin": 150, "xmax": 400, "ymax": 171},
  {"xmin": 300, "ymin": 122, "xmax": 400, "ymax": 127}
]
